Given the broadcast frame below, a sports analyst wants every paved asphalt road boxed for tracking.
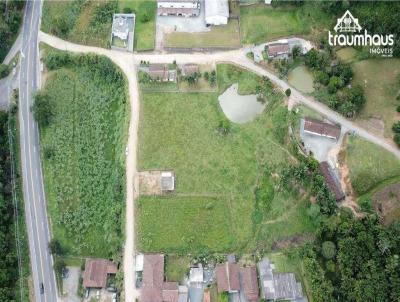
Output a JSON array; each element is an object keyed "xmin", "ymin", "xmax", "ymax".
[{"xmin": 19, "ymin": 1, "xmax": 58, "ymax": 301}]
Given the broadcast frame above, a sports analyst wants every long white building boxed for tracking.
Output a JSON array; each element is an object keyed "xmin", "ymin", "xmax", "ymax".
[
  {"xmin": 157, "ymin": 0, "xmax": 200, "ymax": 17},
  {"xmin": 204, "ymin": 0, "xmax": 229, "ymax": 25}
]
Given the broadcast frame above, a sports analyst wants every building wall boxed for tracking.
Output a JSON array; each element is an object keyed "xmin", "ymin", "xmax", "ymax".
[
  {"xmin": 158, "ymin": 1, "xmax": 199, "ymax": 9},
  {"xmin": 205, "ymin": 15, "xmax": 228, "ymax": 25}
]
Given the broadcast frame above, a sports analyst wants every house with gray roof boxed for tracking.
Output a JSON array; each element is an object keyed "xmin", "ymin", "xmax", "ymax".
[
  {"xmin": 111, "ymin": 14, "xmax": 135, "ymax": 52},
  {"xmin": 258, "ymin": 258, "xmax": 304, "ymax": 301}
]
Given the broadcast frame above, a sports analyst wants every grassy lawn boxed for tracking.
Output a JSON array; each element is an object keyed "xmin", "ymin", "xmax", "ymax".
[
  {"xmin": 352, "ymin": 58, "xmax": 400, "ymax": 137},
  {"xmin": 40, "ymin": 49, "xmax": 129, "ymax": 257},
  {"xmin": 336, "ymin": 47, "xmax": 358, "ymax": 63},
  {"xmin": 138, "ymin": 196, "xmax": 235, "ymax": 252},
  {"xmin": 165, "ymin": 20, "xmax": 240, "ymax": 49},
  {"xmin": 217, "ymin": 64, "xmax": 261, "ymax": 94},
  {"xmin": 119, "ymin": 0, "xmax": 156, "ymax": 51},
  {"xmin": 346, "ymin": 136, "xmax": 400, "ymax": 195},
  {"xmin": 165, "ymin": 255, "xmax": 191, "ymax": 282},
  {"xmin": 240, "ymin": 3, "xmax": 331, "ymax": 45},
  {"xmin": 137, "ymin": 64, "xmax": 317, "ymax": 253}
]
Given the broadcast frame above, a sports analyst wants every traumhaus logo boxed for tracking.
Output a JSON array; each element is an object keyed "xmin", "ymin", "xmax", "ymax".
[{"xmin": 328, "ymin": 10, "xmax": 394, "ymax": 57}]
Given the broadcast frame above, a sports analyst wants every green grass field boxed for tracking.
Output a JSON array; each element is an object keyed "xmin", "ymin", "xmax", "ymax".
[
  {"xmin": 137, "ymin": 64, "xmax": 317, "ymax": 253},
  {"xmin": 165, "ymin": 20, "xmax": 240, "ymax": 49},
  {"xmin": 347, "ymin": 136, "xmax": 400, "ymax": 195},
  {"xmin": 119, "ymin": 0, "xmax": 156, "ymax": 51},
  {"xmin": 165, "ymin": 255, "xmax": 191, "ymax": 282},
  {"xmin": 240, "ymin": 3, "xmax": 331, "ymax": 44},
  {"xmin": 42, "ymin": 1, "xmax": 113, "ymax": 48},
  {"xmin": 40, "ymin": 50, "xmax": 129, "ymax": 257},
  {"xmin": 352, "ymin": 58, "xmax": 400, "ymax": 137}
]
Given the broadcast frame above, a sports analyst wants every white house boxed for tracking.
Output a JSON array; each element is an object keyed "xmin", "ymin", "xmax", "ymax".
[{"xmin": 204, "ymin": 0, "xmax": 229, "ymax": 26}]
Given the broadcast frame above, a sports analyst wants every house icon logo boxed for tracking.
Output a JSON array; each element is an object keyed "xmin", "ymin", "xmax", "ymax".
[{"xmin": 334, "ymin": 10, "xmax": 362, "ymax": 33}]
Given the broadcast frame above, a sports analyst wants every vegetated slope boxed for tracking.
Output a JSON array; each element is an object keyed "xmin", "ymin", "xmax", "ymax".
[
  {"xmin": 137, "ymin": 65, "xmax": 317, "ymax": 254},
  {"xmin": 347, "ymin": 136, "xmax": 400, "ymax": 196},
  {"xmin": 39, "ymin": 49, "xmax": 129, "ymax": 257},
  {"xmin": 0, "ymin": 1, "xmax": 24, "ymax": 62}
]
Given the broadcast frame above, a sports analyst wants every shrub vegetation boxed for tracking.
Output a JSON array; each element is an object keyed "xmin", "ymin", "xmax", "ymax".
[
  {"xmin": 0, "ymin": 1, "xmax": 24, "ymax": 62},
  {"xmin": 38, "ymin": 48, "xmax": 129, "ymax": 257}
]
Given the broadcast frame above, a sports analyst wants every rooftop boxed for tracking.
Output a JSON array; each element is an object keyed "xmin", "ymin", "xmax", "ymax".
[
  {"xmin": 216, "ymin": 262, "xmax": 240, "ymax": 293},
  {"xmin": 303, "ymin": 117, "xmax": 341, "ymax": 140},
  {"xmin": 83, "ymin": 258, "xmax": 118, "ymax": 288},
  {"xmin": 319, "ymin": 161, "xmax": 345, "ymax": 201}
]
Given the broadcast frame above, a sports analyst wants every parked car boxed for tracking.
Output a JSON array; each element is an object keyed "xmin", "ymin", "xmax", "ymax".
[{"xmin": 112, "ymin": 293, "xmax": 118, "ymax": 302}]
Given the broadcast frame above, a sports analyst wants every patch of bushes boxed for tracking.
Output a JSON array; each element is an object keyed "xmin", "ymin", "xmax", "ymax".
[
  {"xmin": 38, "ymin": 48, "xmax": 128, "ymax": 256},
  {"xmin": 305, "ymin": 48, "xmax": 365, "ymax": 117},
  {"xmin": 0, "ymin": 64, "xmax": 11, "ymax": 79}
]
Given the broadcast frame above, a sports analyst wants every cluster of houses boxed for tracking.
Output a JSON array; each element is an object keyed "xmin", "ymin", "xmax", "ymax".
[
  {"xmin": 133, "ymin": 254, "xmax": 305, "ymax": 302},
  {"xmin": 141, "ymin": 63, "xmax": 200, "ymax": 83},
  {"xmin": 157, "ymin": 0, "xmax": 229, "ymax": 26},
  {"xmin": 301, "ymin": 117, "xmax": 345, "ymax": 202}
]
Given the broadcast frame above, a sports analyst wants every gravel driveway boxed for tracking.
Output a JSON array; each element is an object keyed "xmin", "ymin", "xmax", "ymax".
[{"xmin": 62, "ymin": 267, "xmax": 81, "ymax": 302}]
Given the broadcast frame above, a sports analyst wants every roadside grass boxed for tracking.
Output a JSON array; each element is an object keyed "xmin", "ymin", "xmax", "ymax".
[
  {"xmin": 352, "ymin": 58, "xmax": 400, "ymax": 137},
  {"xmin": 137, "ymin": 64, "xmax": 317, "ymax": 253},
  {"xmin": 41, "ymin": 1, "xmax": 114, "ymax": 48},
  {"xmin": 40, "ymin": 49, "xmax": 129, "ymax": 257},
  {"xmin": 165, "ymin": 255, "xmax": 191, "ymax": 282},
  {"xmin": 240, "ymin": 3, "xmax": 331, "ymax": 45},
  {"xmin": 346, "ymin": 135, "xmax": 400, "ymax": 196},
  {"xmin": 119, "ymin": 0, "xmax": 156, "ymax": 51},
  {"xmin": 165, "ymin": 20, "xmax": 240, "ymax": 49}
]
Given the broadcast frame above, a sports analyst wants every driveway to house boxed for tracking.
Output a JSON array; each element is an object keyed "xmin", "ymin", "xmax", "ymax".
[
  {"xmin": 62, "ymin": 267, "xmax": 80, "ymax": 302},
  {"xmin": 38, "ymin": 30, "xmax": 400, "ymax": 302}
]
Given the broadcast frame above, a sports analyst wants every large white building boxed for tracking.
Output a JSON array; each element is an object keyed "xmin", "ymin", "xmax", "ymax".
[
  {"xmin": 204, "ymin": 0, "xmax": 229, "ymax": 26},
  {"xmin": 157, "ymin": 0, "xmax": 200, "ymax": 17}
]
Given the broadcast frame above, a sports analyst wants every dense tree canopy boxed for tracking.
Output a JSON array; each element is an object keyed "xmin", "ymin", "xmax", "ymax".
[
  {"xmin": 0, "ymin": 1, "xmax": 24, "ymax": 62},
  {"xmin": 0, "ymin": 112, "xmax": 19, "ymax": 301}
]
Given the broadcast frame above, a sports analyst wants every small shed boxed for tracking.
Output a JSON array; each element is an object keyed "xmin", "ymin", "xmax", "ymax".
[
  {"xmin": 190, "ymin": 266, "xmax": 204, "ymax": 283},
  {"xmin": 136, "ymin": 254, "xmax": 144, "ymax": 272},
  {"xmin": 161, "ymin": 171, "xmax": 175, "ymax": 191}
]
